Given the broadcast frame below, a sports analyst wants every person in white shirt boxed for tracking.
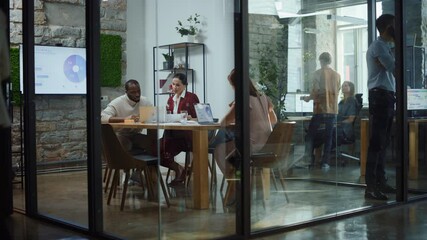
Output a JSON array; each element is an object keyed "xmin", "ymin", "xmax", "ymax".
[{"xmin": 101, "ymin": 79, "xmax": 153, "ymax": 152}]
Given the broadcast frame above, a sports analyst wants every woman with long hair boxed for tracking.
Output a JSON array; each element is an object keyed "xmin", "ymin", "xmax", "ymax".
[
  {"xmin": 160, "ymin": 73, "xmax": 200, "ymax": 186},
  {"xmin": 212, "ymin": 69, "xmax": 277, "ymax": 178},
  {"xmin": 337, "ymin": 81, "xmax": 358, "ymax": 143}
]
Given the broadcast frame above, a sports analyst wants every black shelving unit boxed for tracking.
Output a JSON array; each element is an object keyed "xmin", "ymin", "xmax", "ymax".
[{"xmin": 153, "ymin": 42, "xmax": 206, "ymax": 105}]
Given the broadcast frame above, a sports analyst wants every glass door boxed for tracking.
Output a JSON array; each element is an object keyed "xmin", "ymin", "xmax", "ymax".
[
  {"xmin": 403, "ymin": 1, "xmax": 427, "ymax": 199},
  {"xmin": 101, "ymin": 0, "xmax": 239, "ymax": 239},
  {"xmin": 33, "ymin": 0, "xmax": 89, "ymax": 227}
]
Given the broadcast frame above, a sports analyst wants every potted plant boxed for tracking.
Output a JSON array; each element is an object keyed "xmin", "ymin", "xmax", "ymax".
[
  {"xmin": 175, "ymin": 13, "xmax": 201, "ymax": 42},
  {"xmin": 162, "ymin": 53, "xmax": 174, "ymax": 69}
]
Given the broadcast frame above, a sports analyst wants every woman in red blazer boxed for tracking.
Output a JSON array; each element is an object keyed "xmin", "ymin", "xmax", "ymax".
[{"xmin": 161, "ymin": 73, "xmax": 200, "ymax": 186}]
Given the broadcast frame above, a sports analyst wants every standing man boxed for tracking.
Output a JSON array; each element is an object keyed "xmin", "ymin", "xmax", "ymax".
[
  {"xmin": 302, "ymin": 52, "xmax": 341, "ymax": 169},
  {"xmin": 365, "ymin": 14, "xmax": 396, "ymax": 200},
  {"xmin": 101, "ymin": 79, "xmax": 153, "ymax": 152}
]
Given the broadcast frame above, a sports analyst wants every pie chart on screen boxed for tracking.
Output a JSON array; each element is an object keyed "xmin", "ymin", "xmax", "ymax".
[{"xmin": 63, "ymin": 54, "xmax": 86, "ymax": 83}]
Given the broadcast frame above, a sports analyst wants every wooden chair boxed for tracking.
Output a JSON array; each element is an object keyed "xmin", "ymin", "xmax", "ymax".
[
  {"xmin": 101, "ymin": 124, "xmax": 170, "ymax": 211},
  {"xmin": 251, "ymin": 121, "xmax": 295, "ymax": 204},
  {"xmin": 223, "ymin": 122, "xmax": 295, "ymax": 207}
]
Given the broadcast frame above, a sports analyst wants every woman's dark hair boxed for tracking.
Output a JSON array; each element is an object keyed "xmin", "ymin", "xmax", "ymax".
[
  {"xmin": 376, "ymin": 14, "xmax": 394, "ymax": 33},
  {"xmin": 342, "ymin": 81, "xmax": 355, "ymax": 98},
  {"xmin": 228, "ymin": 69, "xmax": 260, "ymax": 97},
  {"xmin": 173, "ymin": 73, "xmax": 188, "ymax": 86}
]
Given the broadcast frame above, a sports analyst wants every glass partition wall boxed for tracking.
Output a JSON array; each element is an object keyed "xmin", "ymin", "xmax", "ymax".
[
  {"xmin": 102, "ymin": 0, "xmax": 237, "ymax": 239},
  {"xmin": 14, "ymin": 0, "xmax": 427, "ymax": 239},
  {"xmin": 404, "ymin": 1, "xmax": 427, "ymax": 198},
  {"xmin": 248, "ymin": 0, "xmax": 345, "ymax": 229},
  {"xmin": 33, "ymin": 0, "xmax": 89, "ymax": 227},
  {"xmin": 247, "ymin": 0, "xmax": 400, "ymax": 232}
]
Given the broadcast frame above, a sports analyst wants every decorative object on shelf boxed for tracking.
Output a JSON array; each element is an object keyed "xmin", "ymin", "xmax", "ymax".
[
  {"xmin": 187, "ymin": 35, "xmax": 196, "ymax": 43},
  {"xmin": 178, "ymin": 63, "xmax": 188, "ymax": 69},
  {"xmin": 153, "ymin": 42, "xmax": 206, "ymax": 105},
  {"xmin": 175, "ymin": 13, "xmax": 201, "ymax": 42},
  {"xmin": 162, "ymin": 52, "xmax": 174, "ymax": 69}
]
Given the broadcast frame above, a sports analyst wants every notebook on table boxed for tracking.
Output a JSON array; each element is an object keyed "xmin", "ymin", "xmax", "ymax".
[{"xmin": 194, "ymin": 103, "xmax": 215, "ymax": 125}]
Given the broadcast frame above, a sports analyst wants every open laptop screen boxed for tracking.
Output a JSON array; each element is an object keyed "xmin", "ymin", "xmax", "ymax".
[
  {"xmin": 194, "ymin": 103, "xmax": 214, "ymax": 124},
  {"xmin": 139, "ymin": 106, "xmax": 167, "ymax": 123}
]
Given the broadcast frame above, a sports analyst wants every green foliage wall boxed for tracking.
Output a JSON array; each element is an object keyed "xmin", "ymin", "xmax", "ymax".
[
  {"xmin": 10, "ymin": 47, "xmax": 20, "ymax": 104},
  {"xmin": 9, "ymin": 34, "xmax": 122, "ymax": 103},
  {"xmin": 100, "ymin": 34, "xmax": 122, "ymax": 87}
]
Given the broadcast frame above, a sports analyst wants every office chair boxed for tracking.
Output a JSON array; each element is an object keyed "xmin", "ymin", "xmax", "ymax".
[
  {"xmin": 337, "ymin": 93, "xmax": 363, "ymax": 164},
  {"xmin": 311, "ymin": 93, "xmax": 363, "ymax": 166}
]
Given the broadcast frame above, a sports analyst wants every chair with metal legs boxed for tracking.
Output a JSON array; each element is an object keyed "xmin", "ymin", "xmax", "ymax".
[
  {"xmin": 223, "ymin": 122, "xmax": 295, "ymax": 207},
  {"xmin": 102, "ymin": 124, "xmax": 170, "ymax": 211}
]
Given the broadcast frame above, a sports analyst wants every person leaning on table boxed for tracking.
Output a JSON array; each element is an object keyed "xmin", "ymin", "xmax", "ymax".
[
  {"xmin": 101, "ymin": 79, "xmax": 153, "ymax": 153},
  {"xmin": 365, "ymin": 13, "xmax": 396, "ymax": 201}
]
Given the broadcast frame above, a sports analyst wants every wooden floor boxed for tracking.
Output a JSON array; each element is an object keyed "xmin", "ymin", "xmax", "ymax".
[
  {"xmin": 10, "ymin": 158, "xmax": 427, "ymax": 239},
  {"xmin": 6, "ymin": 199, "xmax": 427, "ymax": 240}
]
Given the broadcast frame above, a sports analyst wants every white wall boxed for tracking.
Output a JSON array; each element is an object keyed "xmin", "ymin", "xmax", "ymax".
[
  {"xmin": 127, "ymin": 0, "xmax": 235, "ymax": 119},
  {"xmin": 126, "ymin": 1, "xmax": 148, "ymax": 91}
]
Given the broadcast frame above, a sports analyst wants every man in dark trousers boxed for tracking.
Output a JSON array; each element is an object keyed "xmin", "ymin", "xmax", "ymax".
[{"xmin": 365, "ymin": 14, "xmax": 396, "ymax": 200}]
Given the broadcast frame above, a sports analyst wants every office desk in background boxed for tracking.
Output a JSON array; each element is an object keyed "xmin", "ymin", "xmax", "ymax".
[
  {"xmin": 109, "ymin": 121, "xmax": 220, "ymax": 209},
  {"xmin": 360, "ymin": 118, "xmax": 427, "ymax": 180},
  {"xmin": 286, "ymin": 116, "xmax": 328, "ymax": 162}
]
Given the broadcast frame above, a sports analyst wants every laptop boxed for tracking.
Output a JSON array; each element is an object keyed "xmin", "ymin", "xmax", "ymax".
[
  {"xmin": 139, "ymin": 106, "xmax": 167, "ymax": 123},
  {"xmin": 194, "ymin": 103, "xmax": 215, "ymax": 124}
]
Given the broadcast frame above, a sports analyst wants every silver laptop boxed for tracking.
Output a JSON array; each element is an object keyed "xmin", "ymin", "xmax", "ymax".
[
  {"xmin": 139, "ymin": 106, "xmax": 167, "ymax": 123},
  {"xmin": 194, "ymin": 103, "xmax": 215, "ymax": 124}
]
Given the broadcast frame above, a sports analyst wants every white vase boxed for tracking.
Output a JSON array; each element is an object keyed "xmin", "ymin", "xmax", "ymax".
[{"xmin": 187, "ymin": 35, "xmax": 195, "ymax": 43}]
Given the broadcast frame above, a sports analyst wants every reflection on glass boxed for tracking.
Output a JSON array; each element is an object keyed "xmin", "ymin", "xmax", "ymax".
[
  {"xmin": 248, "ymin": 0, "xmax": 398, "ymax": 232},
  {"xmin": 403, "ymin": 1, "xmax": 427, "ymax": 198},
  {"xmin": 36, "ymin": 94, "xmax": 88, "ymax": 226},
  {"xmin": 102, "ymin": 0, "xmax": 237, "ymax": 239},
  {"xmin": 33, "ymin": 0, "xmax": 88, "ymax": 228}
]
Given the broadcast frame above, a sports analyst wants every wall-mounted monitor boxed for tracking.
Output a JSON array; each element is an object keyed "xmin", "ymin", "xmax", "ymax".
[
  {"xmin": 285, "ymin": 93, "xmax": 313, "ymax": 113},
  {"xmin": 20, "ymin": 45, "xmax": 87, "ymax": 94}
]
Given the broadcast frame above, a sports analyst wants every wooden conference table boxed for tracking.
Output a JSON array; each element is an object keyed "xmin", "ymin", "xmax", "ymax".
[
  {"xmin": 109, "ymin": 121, "xmax": 220, "ymax": 209},
  {"xmin": 360, "ymin": 117, "xmax": 427, "ymax": 179}
]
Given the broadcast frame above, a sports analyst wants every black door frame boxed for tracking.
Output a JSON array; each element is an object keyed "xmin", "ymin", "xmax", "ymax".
[
  {"xmin": 21, "ymin": 0, "xmax": 104, "ymax": 237},
  {"xmin": 0, "ymin": 0, "xmax": 12, "ymax": 219}
]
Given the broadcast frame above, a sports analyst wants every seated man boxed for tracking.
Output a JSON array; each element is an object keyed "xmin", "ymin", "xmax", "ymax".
[{"xmin": 101, "ymin": 79, "xmax": 153, "ymax": 152}]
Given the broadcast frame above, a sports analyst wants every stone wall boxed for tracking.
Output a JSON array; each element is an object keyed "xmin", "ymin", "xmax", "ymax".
[
  {"xmin": 9, "ymin": 0, "xmax": 127, "ymax": 167},
  {"xmin": 248, "ymin": 14, "xmax": 288, "ymax": 120}
]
